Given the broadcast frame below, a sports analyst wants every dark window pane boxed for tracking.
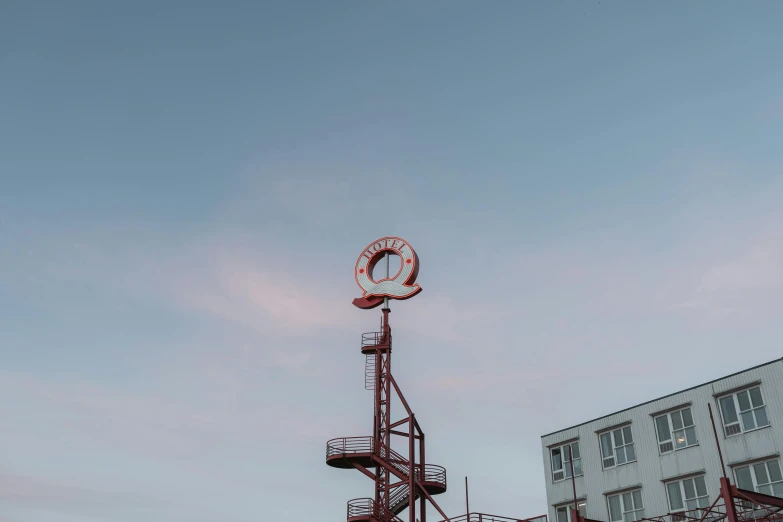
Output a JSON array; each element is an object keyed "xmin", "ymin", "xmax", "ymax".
[
  {"xmin": 742, "ymin": 411, "xmax": 756, "ymax": 431},
  {"xmin": 626, "ymin": 443, "xmax": 636, "ymax": 462},
  {"xmin": 754, "ymin": 463, "xmax": 770, "ymax": 485},
  {"xmin": 609, "ymin": 496, "xmax": 622, "ymax": 521},
  {"xmin": 601, "ymin": 433, "xmax": 613, "ymax": 458},
  {"xmin": 671, "ymin": 411, "xmax": 684, "ymax": 430},
  {"xmin": 656, "ymin": 416, "xmax": 672, "ymax": 442},
  {"xmin": 668, "ymin": 483, "xmax": 683, "ymax": 511},
  {"xmin": 736, "ymin": 467, "xmax": 753, "ymax": 490},
  {"xmin": 682, "ymin": 408, "xmax": 694, "ymax": 427},
  {"xmin": 617, "ymin": 446, "xmax": 627, "ymax": 465},
  {"xmin": 695, "ymin": 476, "xmax": 708, "ymax": 497},
  {"xmin": 552, "ymin": 448, "xmax": 563, "ymax": 470},
  {"xmin": 749, "ymin": 388, "xmax": 764, "ymax": 408},
  {"xmin": 720, "ymin": 397, "xmax": 738, "ymax": 424},
  {"xmin": 683, "ymin": 479, "xmax": 696, "ymax": 499},
  {"xmin": 737, "ymin": 391, "xmax": 751, "ymax": 412},
  {"xmin": 767, "ymin": 460, "xmax": 782, "ymax": 482},
  {"xmin": 756, "ymin": 407, "xmax": 769, "ymax": 427}
]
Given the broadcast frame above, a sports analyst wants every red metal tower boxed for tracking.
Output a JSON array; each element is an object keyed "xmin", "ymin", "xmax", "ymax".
[{"xmin": 326, "ymin": 306, "xmax": 449, "ymax": 522}]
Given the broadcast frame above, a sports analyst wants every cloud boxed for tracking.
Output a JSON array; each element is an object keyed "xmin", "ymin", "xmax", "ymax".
[
  {"xmin": 698, "ymin": 240, "xmax": 783, "ymax": 294},
  {"xmin": 671, "ymin": 234, "xmax": 783, "ymax": 322},
  {"xmin": 179, "ymin": 257, "xmax": 360, "ymax": 335},
  {"xmin": 0, "ymin": 220, "xmax": 365, "ymax": 340},
  {"xmin": 0, "ymin": 472, "xmax": 161, "ymax": 521},
  {"xmin": 0, "ymin": 366, "xmax": 346, "ymax": 465}
]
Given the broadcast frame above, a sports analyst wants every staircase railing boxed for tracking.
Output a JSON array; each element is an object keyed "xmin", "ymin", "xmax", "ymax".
[
  {"xmin": 362, "ymin": 331, "xmax": 391, "ymax": 349},
  {"xmin": 388, "ymin": 483, "xmax": 412, "ymax": 514},
  {"xmin": 443, "ymin": 514, "xmax": 548, "ymax": 522},
  {"xmin": 347, "ymin": 497, "xmax": 404, "ymax": 522},
  {"xmin": 327, "ymin": 437, "xmax": 446, "ymax": 486},
  {"xmin": 326, "ymin": 436, "xmax": 374, "ymax": 459}
]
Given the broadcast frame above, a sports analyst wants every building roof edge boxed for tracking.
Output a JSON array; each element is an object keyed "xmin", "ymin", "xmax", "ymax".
[{"xmin": 540, "ymin": 357, "xmax": 783, "ymax": 439}]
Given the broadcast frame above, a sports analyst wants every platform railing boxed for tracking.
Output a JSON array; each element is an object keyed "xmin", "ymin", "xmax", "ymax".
[
  {"xmin": 362, "ymin": 331, "xmax": 391, "ymax": 349},
  {"xmin": 443, "ymin": 514, "xmax": 548, "ymax": 522},
  {"xmin": 347, "ymin": 498, "xmax": 373, "ymax": 519},
  {"xmin": 327, "ymin": 437, "xmax": 446, "ymax": 489},
  {"xmin": 326, "ymin": 436, "xmax": 375, "ymax": 459},
  {"xmin": 421, "ymin": 463, "xmax": 447, "ymax": 487},
  {"xmin": 347, "ymin": 497, "xmax": 404, "ymax": 522}
]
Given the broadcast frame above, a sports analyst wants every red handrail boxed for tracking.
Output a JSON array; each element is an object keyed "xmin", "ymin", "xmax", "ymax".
[
  {"xmin": 443, "ymin": 514, "xmax": 548, "ymax": 522},
  {"xmin": 327, "ymin": 437, "xmax": 446, "ymax": 488},
  {"xmin": 346, "ymin": 497, "xmax": 404, "ymax": 522},
  {"xmin": 362, "ymin": 331, "xmax": 391, "ymax": 348}
]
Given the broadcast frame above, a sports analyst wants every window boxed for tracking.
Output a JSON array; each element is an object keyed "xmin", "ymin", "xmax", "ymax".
[
  {"xmin": 556, "ymin": 501, "xmax": 587, "ymax": 522},
  {"xmin": 607, "ymin": 490, "xmax": 644, "ymax": 522},
  {"xmin": 718, "ymin": 387, "xmax": 769, "ymax": 437},
  {"xmin": 552, "ymin": 441, "xmax": 582, "ymax": 482},
  {"xmin": 734, "ymin": 459, "xmax": 783, "ymax": 498},
  {"xmin": 666, "ymin": 475, "xmax": 710, "ymax": 516},
  {"xmin": 600, "ymin": 426, "xmax": 636, "ymax": 468},
  {"xmin": 655, "ymin": 408, "xmax": 697, "ymax": 453}
]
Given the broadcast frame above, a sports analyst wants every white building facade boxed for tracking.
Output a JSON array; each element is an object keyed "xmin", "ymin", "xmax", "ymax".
[{"xmin": 540, "ymin": 358, "xmax": 783, "ymax": 522}]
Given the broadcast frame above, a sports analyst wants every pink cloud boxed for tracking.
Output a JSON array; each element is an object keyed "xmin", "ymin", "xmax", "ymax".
[
  {"xmin": 0, "ymin": 472, "xmax": 159, "ymax": 519},
  {"xmin": 671, "ymin": 235, "xmax": 783, "ymax": 322},
  {"xmin": 0, "ymin": 368, "xmax": 351, "ymax": 464}
]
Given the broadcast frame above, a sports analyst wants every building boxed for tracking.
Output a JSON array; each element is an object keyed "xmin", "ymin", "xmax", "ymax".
[{"xmin": 540, "ymin": 358, "xmax": 783, "ymax": 522}]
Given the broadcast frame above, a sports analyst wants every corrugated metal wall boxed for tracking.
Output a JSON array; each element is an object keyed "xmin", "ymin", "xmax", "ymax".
[{"xmin": 540, "ymin": 359, "xmax": 783, "ymax": 522}]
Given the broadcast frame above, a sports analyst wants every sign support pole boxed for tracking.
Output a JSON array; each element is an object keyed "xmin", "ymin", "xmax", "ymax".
[{"xmin": 383, "ymin": 252, "xmax": 390, "ymax": 309}]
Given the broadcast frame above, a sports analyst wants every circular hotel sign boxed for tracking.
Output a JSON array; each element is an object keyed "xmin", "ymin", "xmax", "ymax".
[{"xmin": 352, "ymin": 236, "xmax": 422, "ymax": 309}]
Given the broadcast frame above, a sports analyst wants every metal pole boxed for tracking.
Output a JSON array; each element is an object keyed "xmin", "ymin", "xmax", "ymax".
[
  {"xmin": 465, "ymin": 476, "xmax": 470, "ymax": 515},
  {"xmin": 708, "ymin": 403, "xmax": 728, "ymax": 479},
  {"xmin": 569, "ymin": 445, "xmax": 578, "ymax": 522},
  {"xmin": 409, "ymin": 413, "xmax": 415, "ymax": 522},
  {"xmin": 384, "ymin": 252, "xmax": 389, "ymax": 309},
  {"xmin": 420, "ymin": 432, "xmax": 426, "ymax": 522}
]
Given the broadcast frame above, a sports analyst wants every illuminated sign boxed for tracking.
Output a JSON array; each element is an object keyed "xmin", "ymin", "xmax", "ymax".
[{"xmin": 352, "ymin": 236, "xmax": 421, "ymax": 309}]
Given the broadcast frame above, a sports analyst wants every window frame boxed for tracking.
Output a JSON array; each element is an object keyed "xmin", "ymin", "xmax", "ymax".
[
  {"xmin": 733, "ymin": 459, "xmax": 783, "ymax": 498},
  {"xmin": 717, "ymin": 386, "xmax": 770, "ymax": 437},
  {"xmin": 606, "ymin": 489, "xmax": 644, "ymax": 522},
  {"xmin": 556, "ymin": 501, "xmax": 587, "ymax": 522},
  {"xmin": 665, "ymin": 475, "xmax": 710, "ymax": 516},
  {"xmin": 654, "ymin": 407, "xmax": 698, "ymax": 454},
  {"xmin": 599, "ymin": 425, "xmax": 637, "ymax": 469},
  {"xmin": 551, "ymin": 441, "xmax": 583, "ymax": 483}
]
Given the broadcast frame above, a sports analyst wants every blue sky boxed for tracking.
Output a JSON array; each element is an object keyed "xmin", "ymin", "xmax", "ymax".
[{"xmin": 1, "ymin": 1, "xmax": 783, "ymax": 521}]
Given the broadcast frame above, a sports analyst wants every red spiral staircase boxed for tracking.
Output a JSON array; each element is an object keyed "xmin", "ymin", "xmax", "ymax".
[
  {"xmin": 327, "ymin": 437, "xmax": 447, "ymax": 520},
  {"xmin": 325, "ymin": 307, "xmax": 546, "ymax": 522},
  {"xmin": 325, "ymin": 309, "xmax": 450, "ymax": 522}
]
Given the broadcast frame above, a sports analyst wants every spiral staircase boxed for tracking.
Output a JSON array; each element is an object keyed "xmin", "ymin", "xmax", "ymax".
[
  {"xmin": 326, "ymin": 436, "xmax": 447, "ymax": 520},
  {"xmin": 324, "ymin": 310, "xmax": 449, "ymax": 522}
]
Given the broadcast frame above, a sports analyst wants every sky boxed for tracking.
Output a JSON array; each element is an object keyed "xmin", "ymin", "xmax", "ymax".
[{"xmin": 1, "ymin": 1, "xmax": 783, "ymax": 521}]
